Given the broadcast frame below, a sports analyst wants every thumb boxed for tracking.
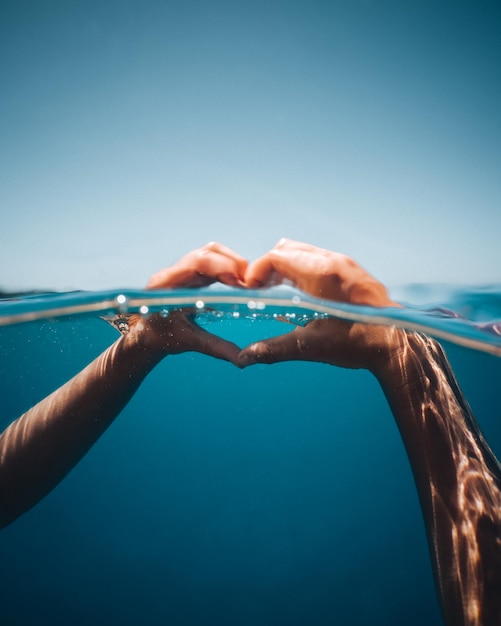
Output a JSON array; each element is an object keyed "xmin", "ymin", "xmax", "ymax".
[
  {"xmin": 238, "ymin": 329, "xmax": 302, "ymax": 367},
  {"xmin": 191, "ymin": 326, "xmax": 242, "ymax": 367}
]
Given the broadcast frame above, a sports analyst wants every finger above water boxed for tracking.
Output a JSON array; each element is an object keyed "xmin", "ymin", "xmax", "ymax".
[
  {"xmin": 244, "ymin": 248, "xmax": 305, "ymax": 288},
  {"xmin": 147, "ymin": 243, "xmax": 248, "ymax": 289},
  {"xmin": 202, "ymin": 241, "xmax": 248, "ymax": 265},
  {"xmin": 244, "ymin": 245, "xmax": 332, "ymax": 290}
]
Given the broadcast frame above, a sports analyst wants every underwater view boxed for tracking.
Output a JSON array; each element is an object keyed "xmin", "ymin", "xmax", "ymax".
[{"xmin": 1, "ymin": 286, "xmax": 501, "ymax": 626}]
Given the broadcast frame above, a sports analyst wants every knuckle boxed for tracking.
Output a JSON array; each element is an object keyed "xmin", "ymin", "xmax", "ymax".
[
  {"xmin": 253, "ymin": 343, "xmax": 276, "ymax": 364},
  {"xmin": 274, "ymin": 237, "xmax": 291, "ymax": 249},
  {"xmin": 203, "ymin": 241, "xmax": 220, "ymax": 252}
]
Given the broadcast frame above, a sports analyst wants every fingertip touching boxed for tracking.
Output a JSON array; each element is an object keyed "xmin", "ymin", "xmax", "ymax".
[{"xmin": 238, "ymin": 342, "xmax": 277, "ymax": 367}]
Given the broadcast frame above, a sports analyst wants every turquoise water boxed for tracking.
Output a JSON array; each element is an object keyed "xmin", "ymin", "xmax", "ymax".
[{"xmin": 1, "ymin": 286, "xmax": 501, "ymax": 625}]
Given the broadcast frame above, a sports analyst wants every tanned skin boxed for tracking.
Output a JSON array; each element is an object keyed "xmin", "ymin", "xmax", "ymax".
[
  {"xmin": 0, "ymin": 243, "xmax": 247, "ymax": 528},
  {"xmin": 238, "ymin": 239, "xmax": 501, "ymax": 626},
  {"xmin": 2, "ymin": 238, "xmax": 500, "ymax": 625}
]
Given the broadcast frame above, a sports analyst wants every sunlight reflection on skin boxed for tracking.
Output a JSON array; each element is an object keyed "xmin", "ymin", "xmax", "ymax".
[
  {"xmin": 2, "ymin": 296, "xmax": 501, "ymax": 625},
  {"xmin": 386, "ymin": 331, "xmax": 501, "ymax": 626}
]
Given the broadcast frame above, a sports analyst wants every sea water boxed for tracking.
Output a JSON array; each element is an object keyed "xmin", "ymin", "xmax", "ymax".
[{"xmin": 1, "ymin": 285, "xmax": 501, "ymax": 626}]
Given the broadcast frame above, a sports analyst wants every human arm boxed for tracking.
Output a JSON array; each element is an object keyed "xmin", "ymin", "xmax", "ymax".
[
  {"xmin": 0, "ymin": 243, "xmax": 247, "ymax": 528},
  {"xmin": 239, "ymin": 239, "xmax": 501, "ymax": 626}
]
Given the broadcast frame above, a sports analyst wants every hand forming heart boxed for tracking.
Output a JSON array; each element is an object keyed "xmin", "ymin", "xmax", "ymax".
[{"xmin": 141, "ymin": 239, "xmax": 401, "ymax": 375}]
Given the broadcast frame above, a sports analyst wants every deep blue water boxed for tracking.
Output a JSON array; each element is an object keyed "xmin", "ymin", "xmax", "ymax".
[{"xmin": 1, "ymin": 288, "xmax": 501, "ymax": 625}]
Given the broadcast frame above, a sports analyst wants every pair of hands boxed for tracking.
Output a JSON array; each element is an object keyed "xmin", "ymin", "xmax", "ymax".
[{"xmin": 133, "ymin": 239, "xmax": 400, "ymax": 373}]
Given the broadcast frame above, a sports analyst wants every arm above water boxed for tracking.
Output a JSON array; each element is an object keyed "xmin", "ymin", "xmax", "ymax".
[
  {"xmin": 240, "ymin": 239, "xmax": 501, "ymax": 626},
  {"xmin": 0, "ymin": 244, "xmax": 246, "ymax": 529}
]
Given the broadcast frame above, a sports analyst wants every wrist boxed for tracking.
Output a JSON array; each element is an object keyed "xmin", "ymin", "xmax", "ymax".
[
  {"xmin": 363, "ymin": 326, "xmax": 411, "ymax": 378},
  {"xmin": 123, "ymin": 314, "xmax": 172, "ymax": 357},
  {"xmin": 369, "ymin": 329, "xmax": 440, "ymax": 391}
]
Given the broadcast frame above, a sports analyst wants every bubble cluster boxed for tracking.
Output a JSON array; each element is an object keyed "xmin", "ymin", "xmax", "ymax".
[{"xmin": 247, "ymin": 300, "xmax": 266, "ymax": 311}]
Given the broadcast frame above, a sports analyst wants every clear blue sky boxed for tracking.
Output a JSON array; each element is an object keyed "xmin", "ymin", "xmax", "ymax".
[{"xmin": 1, "ymin": 0, "xmax": 500, "ymax": 292}]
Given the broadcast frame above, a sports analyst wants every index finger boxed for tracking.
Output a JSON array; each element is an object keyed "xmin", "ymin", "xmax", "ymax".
[
  {"xmin": 244, "ymin": 238, "xmax": 395, "ymax": 306},
  {"xmin": 147, "ymin": 242, "xmax": 248, "ymax": 289},
  {"xmin": 244, "ymin": 239, "xmax": 337, "ymax": 291}
]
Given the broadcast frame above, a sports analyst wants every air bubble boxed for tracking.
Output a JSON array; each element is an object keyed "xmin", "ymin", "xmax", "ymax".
[
  {"xmin": 139, "ymin": 305, "xmax": 149, "ymax": 315},
  {"xmin": 292, "ymin": 295, "xmax": 301, "ymax": 305},
  {"xmin": 160, "ymin": 309, "xmax": 170, "ymax": 318},
  {"xmin": 195, "ymin": 300, "xmax": 205, "ymax": 309},
  {"xmin": 232, "ymin": 311, "xmax": 240, "ymax": 318},
  {"xmin": 247, "ymin": 300, "xmax": 256, "ymax": 310},
  {"xmin": 115, "ymin": 294, "xmax": 129, "ymax": 313}
]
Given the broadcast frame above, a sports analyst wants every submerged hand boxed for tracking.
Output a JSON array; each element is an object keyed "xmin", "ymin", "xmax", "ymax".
[
  {"xmin": 129, "ymin": 243, "xmax": 249, "ymax": 366},
  {"xmin": 238, "ymin": 317, "xmax": 400, "ymax": 372},
  {"xmin": 127, "ymin": 310, "xmax": 242, "ymax": 365},
  {"xmin": 239, "ymin": 239, "xmax": 401, "ymax": 372}
]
